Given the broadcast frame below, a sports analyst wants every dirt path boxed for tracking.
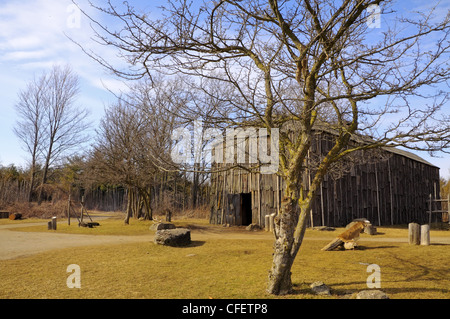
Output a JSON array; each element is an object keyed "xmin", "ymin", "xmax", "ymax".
[
  {"xmin": 1, "ymin": 221, "xmax": 449, "ymax": 261},
  {"xmin": 0, "ymin": 225, "xmax": 152, "ymax": 261}
]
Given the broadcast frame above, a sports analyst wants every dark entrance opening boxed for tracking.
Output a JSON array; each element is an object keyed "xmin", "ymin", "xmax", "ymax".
[{"xmin": 241, "ymin": 193, "xmax": 252, "ymax": 226}]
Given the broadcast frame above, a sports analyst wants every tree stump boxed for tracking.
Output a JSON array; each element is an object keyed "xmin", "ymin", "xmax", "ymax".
[
  {"xmin": 408, "ymin": 222, "xmax": 420, "ymax": 245},
  {"xmin": 269, "ymin": 213, "xmax": 275, "ymax": 233},
  {"xmin": 48, "ymin": 217, "xmax": 57, "ymax": 230},
  {"xmin": 420, "ymin": 224, "xmax": 430, "ymax": 246},
  {"xmin": 265, "ymin": 215, "xmax": 270, "ymax": 232}
]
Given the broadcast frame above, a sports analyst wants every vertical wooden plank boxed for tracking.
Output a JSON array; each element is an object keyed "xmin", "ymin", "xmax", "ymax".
[
  {"xmin": 388, "ymin": 159, "xmax": 394, "ymax": 225},
  {"xmin": 375, "ymin": 163, "xmax": 381, "ymax": 226}
]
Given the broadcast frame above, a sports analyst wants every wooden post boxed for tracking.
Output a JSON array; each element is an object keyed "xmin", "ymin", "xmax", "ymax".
[
  {"xmin": 269, "ymin": 213, "xmax": 275, "ymax": 233},
  {"xmin": 68, "ymin": 195, "xmax": 71, "ymax": 225},
  {"xmin": 447, "ymin": 194, "xmax": 450, "ymax": 224},
  {"xmin": 408, "ymin": 222, "xmax": 420, "ymax": 245},
  {"xmin": 420, "ymin": 224, "xmax": 430, "ymax": 246},
  {"xmin": 428, "ymin": 194, "xmax": 432, "ymax": 225},
  {"xmin": 52, "ymin": 217, "xmax": 57, "ymax": 230},
  {"xmin": 265, "ymin": 215, "xmax": 270, "ymax": 232}
]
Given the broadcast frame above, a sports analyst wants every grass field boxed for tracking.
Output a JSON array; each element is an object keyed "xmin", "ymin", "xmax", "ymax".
[{"xmin": 0, "ymin": 216, "xmax": 449, "ymax": 299}]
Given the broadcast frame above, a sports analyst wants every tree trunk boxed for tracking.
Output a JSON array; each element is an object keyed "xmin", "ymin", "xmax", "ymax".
[
  {"xmin": 37, "ymin": 142, "xmax": 53, "ymax": 205},
  {"xmin": 28, "ymin": 165, "xmax": 36, "ymax": 203},
  {"xmin": 267, "ymin": 177, "xmax": 313, "ymax": 295},
  {"xmin": 267, "ymin": 196, "xmax": 309, "ymax": 295},
  {"xmin": 124, "ymin": 188, "xmax": 132, "ymax": 224}
]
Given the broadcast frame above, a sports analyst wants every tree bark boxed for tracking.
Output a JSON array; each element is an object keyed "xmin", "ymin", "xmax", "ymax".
[
  {"xmin": 267, "ymin": 196, "xmax": 310, "ymax": 295},
  {"xmin": 124, "ymin": 187, "xmax": 132, "ymax": 224}
]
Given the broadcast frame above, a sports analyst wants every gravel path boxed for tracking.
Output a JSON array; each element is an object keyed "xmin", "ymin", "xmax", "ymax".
[{"xmin": 0, "ymin": 221, "xmax": 449, "ymax": 261}]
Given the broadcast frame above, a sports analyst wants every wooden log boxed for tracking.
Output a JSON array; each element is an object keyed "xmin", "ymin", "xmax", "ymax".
[
  {"xmin": 420, "ymin": 224, "xmax": 430, "ymax": 246},
  {"xmin": 408, "ymin": 222, "xmax": 420, "ymax": 245},
  {"xmin": 9, "ymin": 213, "xmax": 22, "ymax": 220},
  {"xmin": 321, "ymin": 238, "xmax": 344, "ymax": 251}
]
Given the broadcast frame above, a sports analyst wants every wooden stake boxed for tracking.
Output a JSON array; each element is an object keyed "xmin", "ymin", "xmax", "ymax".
[
  {"xmin": 408, "ymin": 222, "xmax": 420, "ymax": 245},
  {"xmin": 420, "ymin": 224, "xmax": 430, "ymax": 246}
]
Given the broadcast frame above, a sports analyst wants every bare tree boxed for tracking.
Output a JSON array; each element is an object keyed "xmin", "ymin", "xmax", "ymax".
[
  {"xmin": 14, "ymin": 74, "xmax": 47, "ymax": 202},
  {"xmin": 90, "ymin": 79, "xmax": 180, "ymax": 223},
  {"xmin": 78, "ymin": 0, "xmax": 450, "ymax": 294},
  {"xmin": 36, "ymin": 65, "xmax": 90, "ymax": 204}
]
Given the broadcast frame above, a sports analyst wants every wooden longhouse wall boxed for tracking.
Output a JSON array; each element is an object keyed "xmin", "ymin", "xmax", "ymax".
[{"xmin": 209, "ymin": 131, "xmax": 441, "ymax": 228}]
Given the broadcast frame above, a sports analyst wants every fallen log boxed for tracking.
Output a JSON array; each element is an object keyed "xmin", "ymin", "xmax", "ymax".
[
  {"xmin": 321, "ymin": 220, "xmax": 368, "ymax": 251},
  {"xmin": 321, "ymin": 238, "xmax": 344, "ymax": 251}
]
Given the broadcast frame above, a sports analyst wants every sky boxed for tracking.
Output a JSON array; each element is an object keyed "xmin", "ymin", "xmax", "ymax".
[{"xmin": 0, "ymin": 0, "xmax": 449, "ymax": 179}]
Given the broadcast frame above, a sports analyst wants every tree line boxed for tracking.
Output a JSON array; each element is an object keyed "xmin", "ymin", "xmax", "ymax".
[{"xmin": 3, "ymin": 66, "xmax": 210, "ymax": 221}]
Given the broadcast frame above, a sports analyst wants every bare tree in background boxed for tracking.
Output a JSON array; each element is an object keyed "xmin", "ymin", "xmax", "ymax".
[
  {"xmin": 90, "ymin": 79, "xmax": 180, "ymax": 224},
  {"xmin": 14, "ymin": 74, "xmax": 47, "ymax": 202},
  {"xmin": 77, "ymin": 0, "xmax": 450, "ymax": 294},
  {"xmin": 14, "ymin": 65, "xmax": 90, "ymax": 205}
]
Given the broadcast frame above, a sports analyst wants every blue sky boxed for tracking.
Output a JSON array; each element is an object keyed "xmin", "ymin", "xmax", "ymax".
[
  {"xmin": 0, "ymin": 0, "xmax": 128, "ymax": 164},
  {"xmin": 0, "ymin": 0, "xmax": 449, "ymax": 178}
]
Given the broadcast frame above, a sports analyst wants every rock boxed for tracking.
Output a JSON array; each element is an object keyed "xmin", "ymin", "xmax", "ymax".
[
  {"xmin": 364, "ymin": 224, "xmax": 377, "ymax": 235},
  {"xmin": 310, "ymin": 281, "xmax": 331, "ymax": 295},
  {"xmin": 356, "ymin": 290, "xmax": 389, "ymax": 299},
  {"xmin": 344, "ymin": 241, "xmax": 357, "ymax": 250},
  {"xmin": 150, "ymin": 222, "xmax": 176, "ymax": 231},
  {"xmin": 154, "ymin": 228, "xmax": 191, "ymax": 247},
  {"xmin": 246, "ymin": 223, "xmax": 261, "ymax": 231}
]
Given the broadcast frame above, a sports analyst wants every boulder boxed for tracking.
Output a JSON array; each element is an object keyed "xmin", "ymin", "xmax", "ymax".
[
  {"xmin": 356, "ymin": 290, "xmax": 389, "ymax": 299},
  {"xmin": 344, "ymin": 241, "xmax": 357, "ymax": 250},
  {"xmin": 310, "ymin": 281, "xmax": 331, "ymax": 295},
  {"xmin": 150, "ymin": 222, "xmax": 176, "ymax": 231},
  {"xmin": 246, "ymin": 223, "xmax": 261, "ymax": 231},
  {"xmin": 154, "ymin": 228, "xmax": 191, "ymax": 247},
  {"xmin": 364, "ymin": 224, "xmax": 377, "ymax": 235}
]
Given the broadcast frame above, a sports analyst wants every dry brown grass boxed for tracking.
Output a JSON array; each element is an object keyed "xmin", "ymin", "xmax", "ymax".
[{"xmin": 1, "ymin": 217, "xmax": 449, "ymax": 299}]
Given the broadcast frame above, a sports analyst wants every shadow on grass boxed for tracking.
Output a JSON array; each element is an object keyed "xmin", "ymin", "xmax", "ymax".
[
  {"xmin": 188, "ymin": 240, "xmax": 206, "ymax": 247},
  {"xmin": 163, "ymin": 240, "xmax": 206, "ymax": 248},
  {"xmin": 356, "ymin": 245, "xmax": 397, "ymax": 250}
]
